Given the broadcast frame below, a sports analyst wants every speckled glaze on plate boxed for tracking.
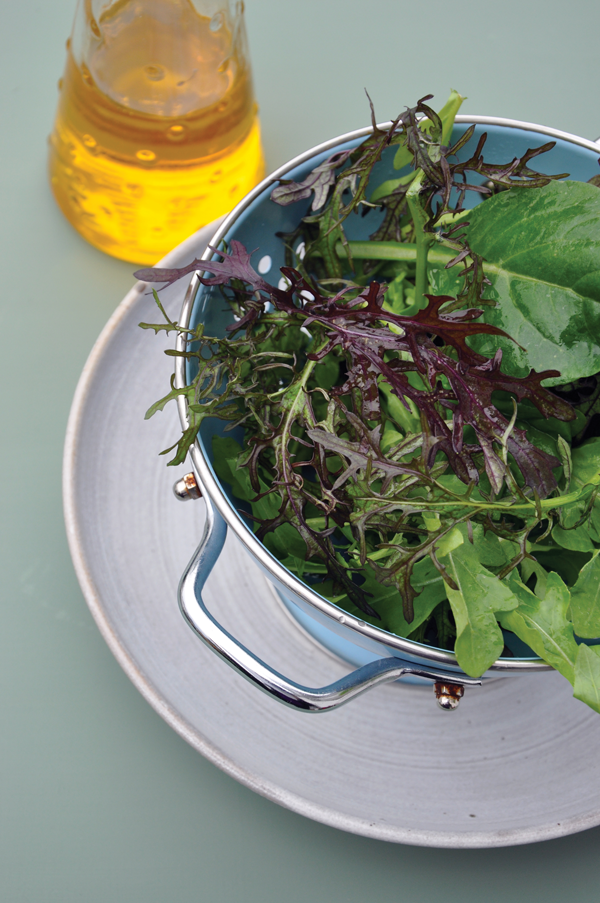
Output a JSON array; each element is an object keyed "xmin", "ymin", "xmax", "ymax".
[{"xmin": 64, "ymin": 222, "xmax": 600, "ymax": 849}]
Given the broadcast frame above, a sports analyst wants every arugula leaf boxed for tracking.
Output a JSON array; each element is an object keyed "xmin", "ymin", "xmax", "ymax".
[
  {"xmin": 464, "ymin": 181, "xmax": 600, "ymax": 385},
  {"xmin": 498, "ymin": 570, "xmax": 600, "ymax": 712},
  {"xmin": 498, "ymin": 572, "xmax": 578, "ymax": 681},
  {"xmin": 441, "ymin": 537, "xmax": 518, "ymax": 676},
  {"xmin": 551, "ymin": 437, "xmax": 600, "ymax": 549},
  {"xmin": 571, "ymin": 437, "xmax": 600, "ymax": 485},
  {"xmin": 570, "ymin": 552, "xmax": 600, "ymax": 638},
  {"xmin": 212, "ymin": 436, "xmax": 281, "ymax": 521},
  {"xmin": 552, "ymin": 522, "xmax": 598, "ymax": 552},
  {"xmin": 331, "ymin": 556, "xmax": 448, "ymax": 639},
  {"xmin": 468, "ymin": 523, "xmax": 508, "ymax": 567},
  {"xmin": 533, "ymin": 549, "xmax": 595, "ymax": 589},
  {"xmin": 574, "ymin": 644, "xmax": 600, "ymax": 714},
  {"xmin": 263, "ymin": 523, "xmax": 308, "ymax": 562}
]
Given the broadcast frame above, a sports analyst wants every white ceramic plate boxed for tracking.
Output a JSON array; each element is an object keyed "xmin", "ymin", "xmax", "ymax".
[{"xmin": 64, "ymin": 223, "xmax": 600, "ymax": 849}]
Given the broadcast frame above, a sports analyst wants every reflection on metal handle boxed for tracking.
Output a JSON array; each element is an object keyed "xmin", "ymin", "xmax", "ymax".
[{"xmin": 178, "ymin": 497, "xmax": 481, "ymax": 712}]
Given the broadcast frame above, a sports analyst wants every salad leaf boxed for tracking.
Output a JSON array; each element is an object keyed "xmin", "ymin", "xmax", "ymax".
[
  {"xmin": 441, "ymin": 532, "xmax": 518, "ymax": 676},
  {"xmin": 570, "ymin": 552, "xmax": 600, "ymax": 638},
  {"xmin": 551, "ymin": 437, "xmax": 600, "ymax": 550},
  {"xmin": 552, "ymin": 522, "xmax": 597, "ymax": 552},
  {"xmin": 574, "ymin": 644, "xmax": 600, "ymax": 714},
  {"xmin": 463, "ymin": 181, "xmax": 600, "ymax": 385},
  {"xmin": 270, "ymin": 150, "xmax": 353, "ymax": 211},
  {"xmin": 331, "ymin": 557, "xmax": 447, "ymax": 638},
  {"xmin": 571, "ymin": 437, "xmax": 600, "ymax": 485},
  {"xmin": 372, "ymin": 89, "xmax": 466, "ymax": 200},
  {"xmin": 498, "ymin": 572, "xmax": 578, "ymax": 681}
]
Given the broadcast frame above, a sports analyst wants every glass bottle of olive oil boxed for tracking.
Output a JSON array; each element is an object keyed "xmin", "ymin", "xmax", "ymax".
[{"xmin": 49, "ymin": 0, "xmax": 265, "ymax": 265}]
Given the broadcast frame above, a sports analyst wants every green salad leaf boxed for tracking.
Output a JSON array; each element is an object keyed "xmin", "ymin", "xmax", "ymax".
[
  {"xmin": 574, "ymin": 644, "xmax": 600, "ymax": 713},
  {"xmin": 498, "ymin": 572, "xmax": 578, "ymax": 682},
  {"xmin": 570, "ymin": 552, "xmax": 600, "ymax": 638},
  {"xmin": 462, "ymin": 181, "xmax": 600, "ymax": 385},
  {"xmin": 441, "ymin": 529, "xmax": 518, "ymax": 676}
]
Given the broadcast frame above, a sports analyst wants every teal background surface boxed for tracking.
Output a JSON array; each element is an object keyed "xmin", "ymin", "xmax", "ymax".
[{"xmin": 2, "ymin": 1, "xmax": 600, "ymax": 899}]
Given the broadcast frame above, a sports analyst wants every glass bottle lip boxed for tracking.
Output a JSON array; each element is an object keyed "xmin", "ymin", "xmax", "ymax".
[
  {"xmin": 66, "ymin": 0, "xmax": 252, "ymax": 119},
  {"xmin": 70, "ymin": 0, "xmax": 249, "ymax": 57}
]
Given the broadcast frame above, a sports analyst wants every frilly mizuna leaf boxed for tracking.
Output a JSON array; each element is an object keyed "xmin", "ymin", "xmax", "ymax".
[
  {"xmin": 270, "ymin": 150, "xmax": 353, "ymax": 210},
  {"xmin": 390, "ymin": 89, "xmax": 466, "ymax": 177}
]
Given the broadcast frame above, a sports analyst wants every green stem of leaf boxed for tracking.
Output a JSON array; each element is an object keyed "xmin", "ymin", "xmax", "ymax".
[
  {"xmin": 337, "ymin": 241, "xmax": 455, "ymax": 267},
  {"xmin": 352, "ymin": 485, "xmax": 594, "ymax": 513}
]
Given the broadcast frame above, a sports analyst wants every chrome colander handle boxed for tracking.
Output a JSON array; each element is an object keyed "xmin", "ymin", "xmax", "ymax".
[{"xmin": 177, "ymin": 488, "xmax": 481, "ymax": 712}]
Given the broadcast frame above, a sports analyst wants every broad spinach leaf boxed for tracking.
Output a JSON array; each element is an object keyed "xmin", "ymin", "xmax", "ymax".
[{"xmin": 462, "ymin": 181, "xmax": 600, "ymax": 385}]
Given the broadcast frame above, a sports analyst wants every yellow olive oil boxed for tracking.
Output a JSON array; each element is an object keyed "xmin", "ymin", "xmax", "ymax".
[{"xmin": 49, "ymin": 5, "xmax": 265, "ymax": 264}]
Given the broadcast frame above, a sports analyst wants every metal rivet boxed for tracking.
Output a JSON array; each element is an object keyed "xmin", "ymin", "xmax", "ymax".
[
  {"xmin": 173, "ymin": 472, "xmax": 202, "ymax": 501},
  {"xmin": 434, "ymin": 681, "xmax": 465, "ymax": 711}
]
